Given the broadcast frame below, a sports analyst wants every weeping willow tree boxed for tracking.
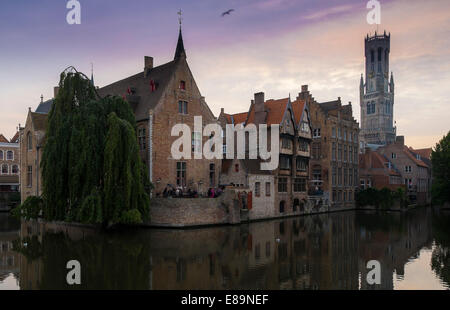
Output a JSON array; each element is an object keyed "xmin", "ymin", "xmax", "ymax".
[{"xmin": 40, "ymin": 67, "xmax": 150, "ymax": 226}]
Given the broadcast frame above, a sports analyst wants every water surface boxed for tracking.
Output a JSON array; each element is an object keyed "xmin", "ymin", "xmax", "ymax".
[{"xmin": 0, "ymin": 208, "xmax": 449, "ymax": 290}]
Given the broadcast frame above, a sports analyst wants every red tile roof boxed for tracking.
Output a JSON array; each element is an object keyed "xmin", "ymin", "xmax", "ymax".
[
  {"xmin": 291, "ymin": 99, "xmax": 306, "ymax": 125},
  {"xmin": 410, "ymin": 147, "xmax": 432, "ymax": 160},
  {"xmin": 403, "ymin": 146, "xmax": 428, "ymax": 168},
  {"xmin": 246, "ymin": 98, "xmax": 289, "ymax": 126},
  {"xmin": 223, "ymin": 112, "xmax": 248, "ymax": 125},
  {"xmin": 0, "ymin": 134, "xmax": 9, "ymax": 143},
  {"xmin": 10, "ymin": 132, "xmax": 19, "ymax": 143}
]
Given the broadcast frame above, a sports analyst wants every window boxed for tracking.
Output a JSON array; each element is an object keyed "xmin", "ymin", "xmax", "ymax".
[
  {"xmin": 0, "ymin": 150, "xmax": 3, "ymax": 160},
  {"xmin": 138, "ymin": 128, "xmax": 146, "ymax": 151},
  {"xmin": 344, "ymin": 130, "xmax": 347, "ymax": 141},
  {"xmin": 391, "ymin": 153, "xmax": 397, "ymax": 159},
  {"xmin": 176, "ymin": 162, "xmax": 186, "ymax": 187},
  {"xmin": 191, "ymin": 132, "xmax": 201, "ymax": 154},
  {"xmin": 371, "ymin": 50, "xmax": 375, "ymax": 63},
  {"xmin": 360, "ymin": 179, "xmax": 365, "ymax": 189},
  {"xmin": 338, "ymin": 168, "xmax": 342, "ymax": 186},
  {"xmin": 293, "ymin": 178, "xmax": 306, "ymax": 193},
  {"xmin": 344, "ymin": 145, "xmax": 347, "ymax": 162},
  {"xmin": 298, "ymin": 139, "xmax": 309, "ymax": 152},
  {"xmin": 367, "ymin": 179, "xmax": 372, "ymax": 188},
  {"xmin": 338, "ymin": 128, "xmax": 342, "ymax": 139},
  {"xmin": 296, "ymin": 158, "xmax": 307, "ymax": 171},
  {"xmin": 222, "ymin": 144, "xmax": 227, "ymax": 155},
  {"xmin": 349, "ymin": 171, "xmax": 353, "ymax": 186},
  {"xmin": 1, "ymin": 164, "xmax": 8, "ymax": 175},
  {"xmin": 255, "ymin": 182, "xmax": 260, "ymax": 197},
  {"xmin": 266, "ymin": 242, "xmax": 271, "ymax": 257},
  {"xmin": 344, "ymin": 168, "xmax": 348, "ymax": 186},
  {"xmin": 349, "ymin": 146, "xmax": 353, "ymax": 163},
  {"xmin": 179, "ymin": 80, "xmax": 186, "ymax": 90},
  {"xmin": 332, "ymin": 127, "xmax": 336, "ymax": 138},
  {"xmin": 280, "ymin": 156, "xmax": 291, "ymax": 170},
  {"xmin": 27, "ymin": 132, "xmax": 32, "ymax": 150},
  {"xmin": 255, "ymin": 244, "xmax": 260, "ymax": 260},
  {"xmin": 405, "ymin": 166, "xmax": 412, "ymax": 173},
  {"xmin": 338, "ymin": 144, "xmax": 342, "ymax": 161},
  {"xmin": 6, "ymin": 150, "xmax": 14, "ymax": 160},
  {"xmin": 281, "ymin": 138, "xmax": 292, "ymax": 149},
  {"xmin": 278, "ymin": 178, "xmax": 288, "ymax": 193},
  {"xmin": 12, "ymin": 165, "xmax": 18, "ymax": 175},
  {"xmin": 209, "ymin": 163, "xmax": 215, "ymax": 187},
  {"xmin": 343, "ymin": 191, "xmax": 347, "ymax": 202},
  {"xmin": 300, "ymin": 122, "xmax": 310, "ymax": 133},
  {"xmin": 265, "ymin": 182, "xmax": 271, "ymax": 196},
  {"xmin": 27, "ymin": 166, "xmax": 32, "ymax": 187},
  {"xmin": 313, "ymin": 128, "xmax": 321, "ymax": 138},
  {"xmin": 235, "ymin": 164, "xmax": 239, "ymax": 172},
  {"xmin": 354, "ymin": 169, "xmax": 358, "ymax": 187},
  {"xmin": 178, "ymin": 100, "xmax": 188, "ymax": 114},
  {"xmin": 349, "ymin": 132, "xmax": 352, "ymax": 142}
]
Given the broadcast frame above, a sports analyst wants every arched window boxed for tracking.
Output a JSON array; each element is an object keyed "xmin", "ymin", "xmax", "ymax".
[
  {"xmin": 370, "ymin": 50, "xmax": 374, "ymax": 62},
  {"xmin": 378, "ymin": 47, "xmax": 382, "ymax": 61},
  {"xmin": 6, "ymin": 151, "xmax": 13, "ymax": 160},
  {"xmin": 27, "ymin": 132, "xmax": 32, "ymax": 150},
  {"xmin": 12, "ymin": 165, "xmax": 19, "ymax": 174},
  {"xmin": 279, "ymin": 201, "xmax": 285, "ymax": 213},
  {"xmin": 1, "ymin": 164, "xmax": 8, "ymax": 175},
  {"xmin": 0, "ymin": 150, "xmax": 3, "ymax": 160}
]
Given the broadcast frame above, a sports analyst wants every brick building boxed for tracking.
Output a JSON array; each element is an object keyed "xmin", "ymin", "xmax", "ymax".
[
  {"xmin": 19, "ymin": 109, "xmax": 48, "ymax": 202},
  {"xmin": 297, "ymin": 85, "xmax": 360, "ymax": 207},
  {"xmin": 377, "ymin": 136, "xmax": 431, "ymax": 204},
  {"xmin": 0, "ymin": 132, "xmax": 20, "ymax": 193},
  {"xmin": 97, "ymin": 26, "xmax": 220, "ymax": 196},
  {"xmin": 219, "ymin": 91, "xmax": 312, "ymax": 219},
  {"xmin": 358, "ymin": 148, "xmax": 403, "ymax": 191}
]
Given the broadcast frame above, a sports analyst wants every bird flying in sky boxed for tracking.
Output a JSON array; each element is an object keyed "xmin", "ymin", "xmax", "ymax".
[{"xmin": 221, "ymin": 9, "xmax": 234, "ymax": 17}]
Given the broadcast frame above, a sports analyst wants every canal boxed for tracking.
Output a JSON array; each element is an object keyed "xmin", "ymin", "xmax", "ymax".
[{"xmin": 0, "ymin": 207, "xmax": 449, "ymax": 290}]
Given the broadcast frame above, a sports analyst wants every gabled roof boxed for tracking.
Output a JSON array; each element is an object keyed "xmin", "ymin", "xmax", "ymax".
[
  {"xmin": 98, "ymin": 59, "xmax": 180, "ymax": 121},
  {"xmin": 0, "ymin": 134, "xmax": 9, "ymax": 143},
  {"xmin": 403, "ymin": 146, "xmax": 428, "ymax": 168},
  {"xmin": 291, "ymin": 99, "xmax": 306, "ymax": 125},
  {"xmin": 246, "ymin": 98, "xmax": 289, "ymax": 126},
  {"xmin": 409, "ymin": 147, "xmax": 432, "ymax": 160},
  {"xmin": 10, "ymin": 132, "xmax": 19, "ymax": 143},
  {"xmin": 224, "ymin": 112, "xmax": 248, "ymax": 125},
  {"xmin": 359, "ymin": 151, "xmax": 401, "ymax": 176}
]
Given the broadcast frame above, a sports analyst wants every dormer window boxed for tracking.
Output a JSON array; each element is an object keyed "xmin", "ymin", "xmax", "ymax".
[{"xmin": 179, "ymin": 80, "xmax": 186, "ymax": 90}]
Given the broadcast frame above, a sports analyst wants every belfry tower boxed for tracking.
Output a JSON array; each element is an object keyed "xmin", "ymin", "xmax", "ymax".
[{"xmin": 359, "ymin": 31, "xmax": 396, "ymax": 146}]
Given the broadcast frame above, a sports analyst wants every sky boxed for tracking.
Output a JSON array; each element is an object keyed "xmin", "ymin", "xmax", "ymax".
[{"xmin": 0, "ymin": 0, "xmax": 449, "ymax": 149}]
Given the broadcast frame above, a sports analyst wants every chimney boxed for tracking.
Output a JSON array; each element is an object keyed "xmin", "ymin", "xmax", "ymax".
[
  {"xmin": 254, "ymin": 92, "xmax": 266, "ymax": 125},
  {"xmin": 54, "ymin": 86, "xmax": 60, "ymax": 98},
  {"xmin": 220, "ymin": 108, "xmax": 224, "ymax": 115},
  {"xmin": 144, "ymin": 56, "xmax": 153, "ymax": 76},
  {"xmin": 301, "ymin": 85, "xmax": 309, "ymax": 93},
  {"xmin": 254, "ymin": 92, "xmax": 265, "ymax": 113},
  {"xmin": 395, "ymin": 136, "xmax": 404, "ymax": 145}
]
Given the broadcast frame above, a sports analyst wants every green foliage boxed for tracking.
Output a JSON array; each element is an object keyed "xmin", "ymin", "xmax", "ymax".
[
  {"xmin": 39, "ymin": 68, "xmax": 151, "ymax": 226},
  {"xmin": 431, "ymin": 131, "xmax": 450, "ymax": 205},
  {"xmin": 11, "ymin": 196, "xmax": 44, "ymax": 220},
  {"xmin": 356, "ymin": 187, "xmax": 409, "ymax": 209}
]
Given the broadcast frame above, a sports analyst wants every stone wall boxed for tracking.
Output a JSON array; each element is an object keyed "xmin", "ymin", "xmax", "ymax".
[{"xmin": 147, "ymin": 190, "xmax": 240, "ymax": 227}]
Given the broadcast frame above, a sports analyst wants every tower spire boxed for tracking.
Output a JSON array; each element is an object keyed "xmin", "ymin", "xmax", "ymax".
[
  {"xmin": 90, "ymin": 62, "xmax": 94, "ymax": 86},
  {"xmin": 174, "ymin": 9, "xmax": 186, "ymax": 60}
]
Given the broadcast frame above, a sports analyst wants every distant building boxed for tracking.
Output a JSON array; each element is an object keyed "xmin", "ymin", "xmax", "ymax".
[
  {"xmin": 359, "ymin": 32, "xmax": 396, "ymax": 147},
  {"xmin": 0, "ymin": 132, "xmax": 20, "ymax": 194},
  {"xmin": 377, "ymin": 136, "xmax": 431, "ymax": 204},
  {"xmin": 298, "ymin": 85, "xmax": 360, "ymax": 207},
  {"xmin": 358, "ymin": 148, "xmax": 403, "ymax": 191}
]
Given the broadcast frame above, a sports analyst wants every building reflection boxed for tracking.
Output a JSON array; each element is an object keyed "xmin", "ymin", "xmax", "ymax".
[
  {"xmin": 0, "ymin": 214, "xmax": 20, "ymax": 286},
  {"xmin": 8, "ymin": 208, "xmax": 444, "ymax": 290}
]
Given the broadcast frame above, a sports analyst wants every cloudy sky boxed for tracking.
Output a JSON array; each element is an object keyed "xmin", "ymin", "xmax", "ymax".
[{"xmin": 0, "ymin": 0, "xmax": 449, "ymax": 149}]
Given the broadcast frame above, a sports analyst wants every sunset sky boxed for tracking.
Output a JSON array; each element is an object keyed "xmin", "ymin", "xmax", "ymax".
[{"xmin": 0, "ymin": 0, "xmax": 449, "ymax": 149}]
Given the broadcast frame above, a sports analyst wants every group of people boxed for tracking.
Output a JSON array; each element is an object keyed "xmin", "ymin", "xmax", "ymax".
[{"xmin": 160, "ymin": 185, "xmax": 225, "ymax": 198}]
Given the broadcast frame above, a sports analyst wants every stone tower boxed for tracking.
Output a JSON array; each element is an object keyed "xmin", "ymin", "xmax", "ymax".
[{"xmin": 359, "ymin": 31, "xmax": 396, "ymax": 147}]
